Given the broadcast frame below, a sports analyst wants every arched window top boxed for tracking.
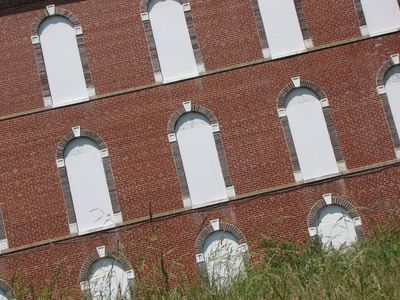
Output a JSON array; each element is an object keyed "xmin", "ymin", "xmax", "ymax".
[
  {"xmin": 89, "ymin": 258, "xmax": 132, "ymax": 299},
  {"xmin": 175, "ymin": 112, "xmax": 210, "ymax": 132},
  {"xmin": 0, "ymin": 280, "xmax": 14, "ymax": 300},
  {"xmin": 80, "ymin": 247, "xmax": 134, "ymax": 299},
  {"xmin": 31, "ymin": 6, "xmax": 80, "ymax": 36},
  {"xmin": 307, "ymin": 195, "xmax": 365, "ymax": 249},
  {"xmin": 284, "ymin": 87, "xmax": 320, "ymax": 108},
  {"xmin": 195, "ymin": 220, "xmax": 249, "ymax": 287},
  {"xmin": 384, "ymin": 65, "xmax": 400, "ymax": 84}
]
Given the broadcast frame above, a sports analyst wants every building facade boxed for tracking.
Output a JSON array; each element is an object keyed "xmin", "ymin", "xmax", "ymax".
[{"xmin": 1, "ymin": 0, "xmax": 400, "ymax": 297}]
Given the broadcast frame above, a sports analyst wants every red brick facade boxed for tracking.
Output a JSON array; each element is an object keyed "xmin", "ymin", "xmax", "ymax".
[{"xmin": 1, "ymin": 0, "xmax": 400, "ymax": 296}]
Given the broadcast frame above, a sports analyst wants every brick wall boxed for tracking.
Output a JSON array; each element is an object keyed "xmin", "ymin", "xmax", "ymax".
[{"xmin": 1, "ymin": 0, "xmax": 400, "ymax": 295}]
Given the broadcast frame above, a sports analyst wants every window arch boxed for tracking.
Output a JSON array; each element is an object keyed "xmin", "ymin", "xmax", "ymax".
[
  {"xmin": 0, "ymin": 280, "xmax": 15, "ymax": 300},
  {"xmin": 277, "ymin": 78, "xmax": 345, "ymax": 182},
  {"xmin": 141, "ymin": 0, "xmax": 204, "ymax": 83},
  {"xmin": 354, "ymin": 0, "xmax": 400, "ymax": 36},
  {"xmin": 31, "ymin": 5, "xmax": 95, "ymax": 108},
  {"xmin": 377, "ymin": 55, "xmax": 400, "ymax": 158},
  {"xmin": 56, "ymin": 128, "xmax": 121, "ymax": 235},
  {"xmin": 80, "ymin": 247, "xmax": 134, "ymax": 299},
  {"xmin": 195, "ymin": 220, "xmax": 250, "ymax": 288},
  {"xmin": 251, "ymin": 0, "xmax": 312, "ymax": 59},
  {"xmin": 308, "ymin": 195, "xmax": 365, "ymax": 250},
  {"xmin": 168, "ymin": 102, "xmax": 235, "ymax": 208}
]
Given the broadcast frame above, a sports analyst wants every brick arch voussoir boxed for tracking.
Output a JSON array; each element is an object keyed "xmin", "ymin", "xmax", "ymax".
[
  {"xmin": 277, "ymin": 80, "xmax": 327, "ymax": 109},
  {"xmin": 56, "ymin": 129, "xmax": 108, "ymax": 160},
  {"xmin": 194, "ymin": 221, "xmax": 247, "ymax": 255},
  {"xmin": 79, "ymin": 249, "xmax": 133, "ymax": 282},
  {"xmin": 0, "ymin": 279, "xmax": 15, "ymax": 299},
  {"xmin": 32, "ymin": 7, "xmax": 81, "ymax": 36},
  {"xmin": 141, "ymin": 0, "xmax": 189, "ymax": 13},
  {"xmin": 307, "ymin": 196, "xmax": 361, "ymax": 228},
  {"xmin": 376, "ymin": 60, "xmax": 396, "ymax": 86},
  {"xmin": 167, "ymin": 104, "xmax": 219, "ymax": 134}
]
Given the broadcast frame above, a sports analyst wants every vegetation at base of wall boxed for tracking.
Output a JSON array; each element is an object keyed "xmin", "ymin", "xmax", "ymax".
[
  {"xmin": 139, "ymin": 225, "xmax": 400, "ymax": 300},
  {"xmin": 9, "ymin": 224, "xmax": 400, "ymax": 299}
]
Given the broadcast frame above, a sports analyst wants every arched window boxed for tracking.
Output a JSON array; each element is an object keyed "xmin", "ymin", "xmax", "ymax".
[
  {"xmin": 384, "ymin": 66, "xmax": 400, "ymax": 137},
  {"xmin": 203, "ymin": 231, "xmax": 245, "ymax": 288},
  {"xmin": 39, "ymin": 16, "xmax": 88, "ymax": 106},
  {"xmin": 317, "ymin": 205, "xmax": 357, "ymax": 249},
  {"xmin": 88, "ymin": 258, "xmax": 132, "ymax": 299},
  {"xmin": 0, "ymin": 290, "xmax": 8, "ymax": 300},
  {"xmin": 359, "ymin": 0, "xmax": 400, "ymax": 36},
  {"xmin": 148, "ymin": 0, "xmax": 198, "ymax": 82},
  {"xmin": 64, "ymin": 138, "xmax": 115, "ymax": 234},
  {"xmin": 176, "ymin": 112, "xmax": 227, "ymax": 206},
  {"xmin": 285, "ymin": 88, "xmax": 339, "ymax": 180},
  {"xmin": 256, "ymin": 0, "xmax": 306, "ymax": 58}
]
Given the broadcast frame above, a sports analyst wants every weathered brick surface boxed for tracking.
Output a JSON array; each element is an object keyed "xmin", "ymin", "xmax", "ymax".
[{"xmin": 1, "ymin": 0, "xmax": 400, "ymax": 295}]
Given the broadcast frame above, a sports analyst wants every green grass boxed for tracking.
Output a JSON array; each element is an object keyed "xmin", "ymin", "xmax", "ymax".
[{"xmin": 142, "ymin": 226, "xmax": 400, "ymax": 300}]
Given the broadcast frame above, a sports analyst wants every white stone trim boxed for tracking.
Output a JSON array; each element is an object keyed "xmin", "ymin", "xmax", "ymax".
[
  {"xmin": 113, "ymin": 212, "xmax": 123, "ymax": 224},
  {"xmin": 126, "ymin": 269, "xmax": 135, "ymax": 279},
  {"xmin": 395, "ymin": 148, "xmax": 400, "ymax": 159},
  {"xmin": 183, "ymin": 3, "xmax": 191, "ymax": 11},
  {"xmin": 323, "ymin": 193, "xmax": 332, "ymax": 205},
  {"xmin": 291, "ymin": 76, "xmax": 301, "ymax": 88},
  {"xmin": 196, "ymin": 253, "xmax": 205, "ymax": 263},
  {"xmin": 262, "ymin": 48, "xmax": 271, "ymax": 59},
  {"xmin": 337, "ymin": 161, "xmax": 347, "ymax": 172},
  {"xmin": 46, "ymin": 4, "xmax": 55, "ymax": 15},
  {"xmin": 72, "ymin": 126, "xmax": 81, "ymax": 137},
  {"xmin": 377, "ymin": 85, "xmax": 386, "ymax": 95},
  {"xmin": 183, "ymin": 101, "xmax": 192, "ymax": 112},
  {"xmin": 96, "ymin": 245, "xmax": 106, "ymax": 258},
  {"xmin": 391, "ymin": 54, "xmax": 400, "ymax": 65},
  {"xmin": 304, "ymin": 38, "xmax": 313, "ymax": 48},
  {"xmin": 69, "ymin": 223, "xmax": 78, "ymax": 234},
  {"xmin": 308, "ymin": 227, "xmax": 317, "ymax": 237},
  {"xmin": 294, "ymin": 171, "xmax": 304, "ymax": 183},
  {"xmin": 74, "ymin": 26, "xmax": 83, "ymax": 35},
  {"xmin": 320, "ymin": 98, "xmax": 329, "ymax": 108},
  {"xmin": 168, "ymin": 133, "xmax": 177, "ymax": 143},
  {"xmin": 226, "ymin": 186, "xmax": 236, "ymax": 198},
  {"xmin": 56, "ymin": 158, "xmax": 65, "ymax": 168},
  {"xmin": 183, "ymin": 197, "xmax": 192, "ymax": 208},
  {"xmin": 80, "ymin": 280, "xmax": 90, "ymax": 291},
  {"xmin": 0, "ymin": 239, "xmax": 9, "ymax": 252},
  {"xmin": 239, "ymin": 243, "xmax": 249, "ymax": 253},
  {"xmin": 140, "ymin": 12, "xmax": 149, "ymax": 21},
  {"xmin": 100, "ymin": 148, "xmax": 109, "ymax": 158},
  {"xmin": 197, "ymin": 62, "xmax": 206, "ymax": 73},
  {"xmin": 211, "ymin": 123, "xmax": 220, "ymax": 133},
  {"xmin": 353, "ymin": 216, "xmax": 362, "ymax": 226},
  {"xmin": 31, "ymin": 35, "xmax": 40, "ymax": 44},
  {"xmin": 360, "ymin": 25, "xmax": 369, "ymax": 37},
  {"xmin": 43, "ymin": 97, "xmax": 52, "ymax": 108},
  {"xmin": 277, "ymin": 108, "xmax": 287, "ymax": 118},
  {"xmin": 210, "ymin": 219, "xmax": 220, "ymax": 231}
]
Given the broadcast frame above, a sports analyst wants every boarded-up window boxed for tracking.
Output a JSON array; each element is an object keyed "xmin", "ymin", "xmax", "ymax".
[
  {"xmin": 257, "ymin": 0, "xmax": 305, "ymax": 58},
  {"xmin": 285, "ymin": 88, "xmax": 339, "ymax": 180},
  {"xmin": 148, "ymin": 0, "xmax": 198, "ymax": 82},
  {"xmin": 360, "ymin": 0, "xmax": 400, "ymax": 36},
  {"xmin": 203, "ymin": 231, "xmax": 245, "ymax": 289},
  {"xmin": 39, "ymin": 16, "xmax": 88, "ymax": 106},
  {"xmin": 317, "ymin": 205, "xmax": 357, "ymax": 249},
  {"xmin": 176, "ymin": 113, "xmax": 227, "ymax": 206},
  {"xmin": 65, "ymin": 138, "xmax": 114, "ymax": 233},
  {"xmin": 89, "ymin": 258, "xmax": 132, "ymax": 299},
  {"xmin": 385, "ymin": 66, "xmax": 400, "ymax": 136}
]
